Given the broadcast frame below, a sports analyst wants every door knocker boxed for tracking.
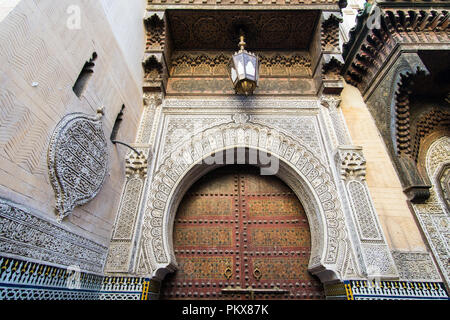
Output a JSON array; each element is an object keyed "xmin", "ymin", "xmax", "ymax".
[
  {"xmin": 224, "ymin": 266, "xmax": 233, "ymax": 280},
  {"xmin": 253, "ymin": 266, "xmax": 262, "ymax": 281}
]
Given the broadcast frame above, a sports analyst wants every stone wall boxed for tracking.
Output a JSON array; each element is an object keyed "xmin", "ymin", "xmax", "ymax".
[
  {"xmin": 0, "ymin": 0, "xmax": 144, "ymax": 270},
  {"xmin": 340, "ymin": 82, "xmax": 428, "ymax": 253}
]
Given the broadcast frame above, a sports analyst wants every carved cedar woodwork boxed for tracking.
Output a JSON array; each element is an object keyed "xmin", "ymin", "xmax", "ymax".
[
  {"xmin": 343, "ymin": 6, "xmax": 450, "ymax": 92},
  {"xmin": 168, "ymin": 51, "xmax": 314, "ymax": 95},
  {"xmin": 320, "ymin": 12, "xmax": 345, "ymax": 95},
  {"xmin": 411, "ymin": 108, "xmax": 450, "ymax": 163},
  {"xmin": 144, "ymin": 12, "xmax": 170, "ymax": 91},
  {"xmin": 166, "ymin": 10, "xmax": 320, "ymax": 51},
  {"xmin": 147, "ymin": 0, "xmax": 347, "ymax": 7},
  {"xmin": 160, "ymin": 166, "xmax": 325, "ymax": 300}
]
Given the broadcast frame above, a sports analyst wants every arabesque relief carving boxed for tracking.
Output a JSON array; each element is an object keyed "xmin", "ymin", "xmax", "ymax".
[{"xmin": 47, "ymin": 108, "xmax": 108, "ymax": 222}]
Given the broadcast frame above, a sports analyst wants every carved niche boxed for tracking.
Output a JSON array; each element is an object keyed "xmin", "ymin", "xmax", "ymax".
[{"xmin": 47, "ymin": 108, "xmax": 109, "ymax": 221}]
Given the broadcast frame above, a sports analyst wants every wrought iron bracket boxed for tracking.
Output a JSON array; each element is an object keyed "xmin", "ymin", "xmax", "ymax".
[{"xmin": 111, "ymin": 140, "xmax": 142, "ymax": 156}]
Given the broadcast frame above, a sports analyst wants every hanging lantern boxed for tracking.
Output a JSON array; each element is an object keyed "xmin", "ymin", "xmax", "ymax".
[{"xmin": 228, "ymin": 32, "xmax": 259, "ymax": 96}]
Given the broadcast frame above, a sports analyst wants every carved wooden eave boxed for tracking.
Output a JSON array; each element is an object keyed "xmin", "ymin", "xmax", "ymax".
[
  {"xmin": 342, "ymin": 2, "xmax": 450, "ymax": 94},
  {"xmin": 146, "ymin": 0, "xmax": 348, "ymax": 11}
]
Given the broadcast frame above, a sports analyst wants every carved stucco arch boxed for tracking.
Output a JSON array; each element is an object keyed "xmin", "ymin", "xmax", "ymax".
[
  {"xmin": 137, "ymin": 121, "xmax": 354, "ymax": 284},
  {"xmin": 426, "ymin": 136, "xmax": 450, "ymax": 212}
]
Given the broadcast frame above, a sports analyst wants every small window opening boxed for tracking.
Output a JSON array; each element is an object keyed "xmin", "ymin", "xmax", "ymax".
[{"xmin": 73, "ymin": 52, "xmax": 97, "ymax": 97}]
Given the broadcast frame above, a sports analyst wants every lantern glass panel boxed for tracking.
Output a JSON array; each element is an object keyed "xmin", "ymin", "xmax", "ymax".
[
  {"xmin": 235, "ymin": 56, "xmax": 245, "ymax": 78},
  {"xmin": 246, "ymin": 61, "xmax": 255, "ymax": 78},
  {"xmin": 231, "ymin": 67, "xmax": 237, "ymax": 84}
]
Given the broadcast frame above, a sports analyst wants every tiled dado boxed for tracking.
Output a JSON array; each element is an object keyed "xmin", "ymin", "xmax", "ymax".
[
  {"xmin": 0, "ymin": 256, "xmax": 159, "ymax": 300},
  {"xmin": 325, "ymin": 280, "xmax": 449, "ymax": 300}
]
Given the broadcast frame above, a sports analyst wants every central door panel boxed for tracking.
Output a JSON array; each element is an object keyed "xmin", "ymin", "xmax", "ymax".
[{"xmin": 161, "ymin": 166, "xmax": 324, "ymax": 300}]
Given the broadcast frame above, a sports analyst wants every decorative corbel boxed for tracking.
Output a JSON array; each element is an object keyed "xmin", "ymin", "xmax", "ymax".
[
  {"xmin": 320, "ymin": 94, "xmax": 342, "ymax": 109},
  {"xmin": 143, "ymin": 11, "xmax": 171, "ymax": 93},
  {"xmin": 336, "ymin": 147, "xmax": 367, "ymax": 182},
  {"xmin": 144, "ymin": 13, "xmax": 166, "ymax": 51},
  {"xmin": 143, "ymin": 54, "xmax": 166, "ymax": 89},
  {"xmin": 143, "ymin": 91, "xmax": 163, "ymax": 108},
  {"xmin": 320, "ymin": 11, "xmax": 345, "ymax": 95},
  {"xmin": 321, "ymin": 12, "xmax": 344, "ymax": 53},
  {"xmin": 126, "ymin": 151, "xmax": 149, "ymax": 179}
]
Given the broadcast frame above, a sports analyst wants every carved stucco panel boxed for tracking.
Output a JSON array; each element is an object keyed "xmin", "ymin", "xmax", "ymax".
[
  {"xmin": 250, "ymin": 116, "xmax": 326, "ymax": 162},
  {"xmin": 136, "ymin": 120, "xmax": 357, "ymax": 283},
  {"xmin": 0, "ymin": 198, "xmax": 108, "ymax": 274},
  {"xmin": 47, "ymin": 109, "xmax": 108, "ymax": 221},
  {"xmin": 335, "ymin": 147, "xmax": 397, "ymax": 278},
  {"xmin": 412, "ymin": 136, "xmax": 450, "ymax": 286},
  {"xmin": 392, "ymin": 251, "xmax": 442, "ymax": 282},
  {"xmin": 160, "ymin": 115, "xmax": 232, "ymax": 157},
  {"xmin": 361, "ymin": 244, "xmax": 398, "ymax": 278}
]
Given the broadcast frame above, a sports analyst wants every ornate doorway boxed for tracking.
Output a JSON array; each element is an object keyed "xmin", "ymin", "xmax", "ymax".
[{"xmin": 160, "ymin": 165, "xmax": 324, "ymax": 300}]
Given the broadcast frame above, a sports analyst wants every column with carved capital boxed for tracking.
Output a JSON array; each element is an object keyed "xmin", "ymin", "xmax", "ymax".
[
  {"xmin": 104, "ymin": 92, "xmax": 163, "ymax": 275},
  {"xmin": 335, "ymin": 146, "xmax": 399, "ymax": 280},
  {"xmin": 320, "ymin": 95, "xmax": 352, "ymax": 151}
]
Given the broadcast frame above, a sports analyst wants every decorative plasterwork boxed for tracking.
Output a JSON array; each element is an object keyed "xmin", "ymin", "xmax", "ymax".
[
  {"xmin": 136, "ymin": 119, "xmax": 367, "ymax": 284},
  {"xmin": 320, "ymin": 95, "xmax": 341, "ymax": 109},
  {"xmin": 426, "ymin": 136, "xmax": 450, "ymax": 179},
  {"xmin": 338, "ymin": 149, "xmax": 367, "ymax": 182},
  {"xmin": 335, "ymin": 147, "xmax": 397, "ymax": 277},
  {"xmin": 138, "ymin": 92, "xmax": 163, "ymax": 145},
  {"xmin": 412, "ymin": 136, "xmax": 450, "ymax": 287},
  {"xmin": 105, "ymin": 92, "xmax": 162, "ymax": 274},
  {"xmin": 163, "ymin": 97, "xmax": 319, "ymax": 109},
  {"xmin": 411, "ymin": 108, "xmax": 450, "ymax": 163},
  {"xmin": 249, "ymin": 115, "xmax": 326, "ymax": 162},
  {"xmin": 47, "ymin": 108, "xmax": 109, "ymax": 222},
  {"xmin": 105, "ymin": 175, "xmax": 145, "ymax": 273},
  {"xmin": 0, "ymin": 198, "xmax": 108, "ymax": 274},
  {"xmin": 391, "ymin": 251, "xmax": 442, "ymax": 282},
  {"xmin": 435, "ymin": 165, "xmax": 450, "ymax": 213},
  {"xmin": 360, "ymin": 244, "xmax": 398, "ymax": 278},
  {"xmin": 126, "ymin": 152, "xmax": 149, "ymax": 179},
  {"xmin": 320, "ymin": 95, "xmax": 352, "ymax": 147}
]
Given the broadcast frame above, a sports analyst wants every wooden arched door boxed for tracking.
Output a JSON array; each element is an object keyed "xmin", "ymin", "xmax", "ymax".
[{"xmin": 161, "ymin": 165, "xmax": 324, "ymax": 300}]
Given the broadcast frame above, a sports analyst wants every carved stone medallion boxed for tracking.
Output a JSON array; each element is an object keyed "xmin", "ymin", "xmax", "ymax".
[{"xmin": 47, "ymin": 108, "xmax": 109, "ymax": 221}]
